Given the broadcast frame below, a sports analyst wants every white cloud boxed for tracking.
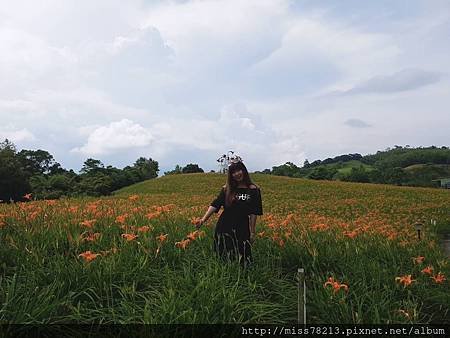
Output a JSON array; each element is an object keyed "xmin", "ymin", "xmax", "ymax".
[
  {"xmin": 136, "ymin": 103, "xmax": 306, "ymax": 171},
  {"xmin": 247, "ymin": 16, "xmax": 401, "ymax": 84},
  {"xmin": 268, "ymin": 135, "xmax": 307, "ymax": 167},
  {"xmin": 72, "ymin": 119, "xmax": 153, "ymax": 155},
  {"xmin": 0, "ymin": 126, "xmax": 36, "ymax": 143},
  {"xmin": 219, "ymin": 106, "xmax": 256, "ymax": 131}
]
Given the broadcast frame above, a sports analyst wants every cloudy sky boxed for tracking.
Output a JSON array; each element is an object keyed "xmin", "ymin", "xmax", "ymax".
[{"xmin": 1, "ymin": 0, "xmax": 449, "ymax": 174}]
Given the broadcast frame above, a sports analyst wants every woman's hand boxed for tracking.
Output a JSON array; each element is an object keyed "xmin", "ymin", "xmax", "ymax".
[
  {"xmin": 191, "ymin": 217, "xmax": 204, "ymax": 229},
  {"xmin": 195, "ymin": 218, "xmax": 205, "ymax": 229}
]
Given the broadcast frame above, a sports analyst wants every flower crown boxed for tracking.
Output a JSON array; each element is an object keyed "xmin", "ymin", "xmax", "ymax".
[{"xmin": 228, "ymin": 154, "xmax": 243, "ymax": 166}]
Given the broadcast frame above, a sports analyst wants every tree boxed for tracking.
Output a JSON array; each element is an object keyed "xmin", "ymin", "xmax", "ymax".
[
  {"xmin": 309, "ymin": 159, "xmax": 322, "ymax": 167},
  {"xmin": 272, "ymin": 162, "xmax": 300, "ymax": 177},
  {"xmin": 76, "ymin": 173, "xmax": 113, "ymax": 196},
  {"xmin": 341, "ymin": 166, "xmax": 370, "ymax": 183},
  {"xmin": 164, "ymin": 164, "xmax": 183, "ymax": 175},
  {"xmin": 17, "ymin": 149, "xmax": 58, "ymax": 177},
  {"xmin": 80, "ymin": 158, "xmax": 105, "ymax": 175},
  {"xmin": 0, "ymin": 139, "xmax": 31, "ymax": 201},
  {"xmin": 308, "ymin": 166, "xmax": 337, "ymax": 180},
  {"xmin": 182, "ymin": 163, "xmax": 204, "ymax": 174},
  {"xmin": 383, "ymin": 167, "xmax": 410, "ymax": 186},
  {"xmin": 123, "ymin": 166, "xmax": 141, "ymax": 184},
  {"xmin": 30, "ymin": 173, "xmax": 77, "ymax": 199},
  {"xmin": 133, "ymin": 157, "xmax": 159, "ymax": 180},
  {"xmin": 104, "ymin": 166, "xmax": 132, "ymax": 191}
]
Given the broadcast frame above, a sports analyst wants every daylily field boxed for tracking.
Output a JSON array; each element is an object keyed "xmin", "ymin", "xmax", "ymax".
[{"xmin": 0, "ymin": 173, "xmax": 449, "ymax": 324}]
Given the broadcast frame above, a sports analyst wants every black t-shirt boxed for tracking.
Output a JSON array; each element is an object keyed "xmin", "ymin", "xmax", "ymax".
[{"xmin": 210, "ymin": 186, "xmax": 263, "ymax": 216}]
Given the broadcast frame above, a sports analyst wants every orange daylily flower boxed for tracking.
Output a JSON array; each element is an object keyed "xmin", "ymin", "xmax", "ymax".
[
  {"xmin": 115, "ymin": 214, "xmax": 128, "ymax": 224},
  {"xmin": 155, "ymin": 205, "xmax": 173, "ymax": 213},
  {"xmin": 257, "ymin": 231, "xmax": 265, "ymax": 238},
  {"xmin": 421, "ymin": 266, "xmax": 433, "ymax": 275},
  {"xmin": 23, "ymin": 193, "xmax": 32, "ymax": 201},
  {"xmin": 78, "ymin": 251, "xmax": 100, "ymax": 262},
  {"xmin": 68, "ymin": 206, "xmax": 78, "ymax": 213},
  {"xmin": 412, "ymin": 256, "xmax": 425, "ymax": 264},
  {"xmin": 324, "ymin": 277, "xmax": 349, "ymax": 294},
  {"xmin": 190, "ymin": 217, "xmax": 202, "ymax": 226},
  {"xmin": 128, "ymin": 194, "xmax": 139, "ymax": 201},
  {"xmin": 175, "ymin": 238, "xmax": 191, "ymax": 249},
  {"xmin": 264, "ymin": 213, "xmax": 275, "ymax": 222},
  {"xmin": 343, "ymin": 230, "xmax": 358, "ymax": 239},
  {"xmin": 137, "ymin": 225, "xmax": 152, "ymax": 233},
  {"xmin": 121, "ymin": 233, "xmax": 138, "ymax": 241},
  {"xmin": 267, "ymin": 222, "xmax": 277, "ymax": 229},
  {"xmin": 431, "ymin": 272, "xmax": 446, "ymax": 284},
  {"xmin": 395, "ymin": 274, "xmax": 416, "ymax": 287},
  {"xmin": 281, "ymin": 214, "xmax": 295, "ymax": 227},
  {"xmin": 156, "ymin": 233, "xmax": 168, "ymax": 243},
  {"xmin": 186, "ymin": 232, "xmax": 196, "ymax": 241},
  {"xmin": 80, "ymin": 219, "xmax": 96, "ymax": 228},
  {"xmin": 86, "ymin": 202, "xmax": 99, "ymax": 213},
  {"xmin": 186, "ymin": 230, "xmax": 205, "ymax": 241}
]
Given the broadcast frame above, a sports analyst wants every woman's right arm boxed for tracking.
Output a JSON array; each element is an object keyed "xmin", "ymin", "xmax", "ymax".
[
  {"xmin": 197, "ymin": 187, "xmax": 225, "ymax": 228},
  {"xmin": 199, "ymin": 206, "xmax": 218, "ymax": 227}
]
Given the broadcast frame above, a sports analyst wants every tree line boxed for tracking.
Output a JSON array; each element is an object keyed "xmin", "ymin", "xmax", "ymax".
[
  {"xmin": 257, "ymin": 146, "xmax": 450, "ymax": 188},
  {"xmin": 0, "ymin": 139, "xmax": 159, "ymax": 202}
]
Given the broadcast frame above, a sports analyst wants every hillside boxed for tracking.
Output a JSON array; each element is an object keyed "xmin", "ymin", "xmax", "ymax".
[{"xmin": 116, "ymin": 173, "xmax": 450, "ymax": 232}]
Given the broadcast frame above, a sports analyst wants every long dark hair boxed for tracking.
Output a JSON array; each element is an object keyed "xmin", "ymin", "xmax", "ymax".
[{"xmin": 225, "ymin": 161, "xmax": 254, "ymax": 207}]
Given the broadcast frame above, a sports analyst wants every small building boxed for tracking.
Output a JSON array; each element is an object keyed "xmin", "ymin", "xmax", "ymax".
[{"xmin": 435, "ymin": 178, "xmax": 450, "ymax": 189}]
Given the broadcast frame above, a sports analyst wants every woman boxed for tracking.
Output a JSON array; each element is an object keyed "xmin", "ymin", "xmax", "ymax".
[{"xmin": 197, "ymin": 160, "xmax": 263, "ymax": 266}]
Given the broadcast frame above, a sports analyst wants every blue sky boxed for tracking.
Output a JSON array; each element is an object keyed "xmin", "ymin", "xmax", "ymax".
[{"xmin": 1, "ymin": 0, "xmax": 449, "ymax": 174}]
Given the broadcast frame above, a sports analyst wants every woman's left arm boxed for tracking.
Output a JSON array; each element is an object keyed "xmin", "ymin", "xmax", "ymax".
[
  {"xmin": 249, "ymin": 187, "xmax": 262, "ymax": 241},
  {"xmin": 249, "ymin": 214, "xmax": 257, "ymax": 236}
]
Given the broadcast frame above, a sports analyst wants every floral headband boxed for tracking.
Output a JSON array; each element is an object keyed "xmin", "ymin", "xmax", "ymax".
[
  {"xmin": 228, "ymin": 155, "xmax": 243, "ymax": 165},
  {"xmin": 217, "ymin": 151, "xmax": 243, "ymax": 164}
]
